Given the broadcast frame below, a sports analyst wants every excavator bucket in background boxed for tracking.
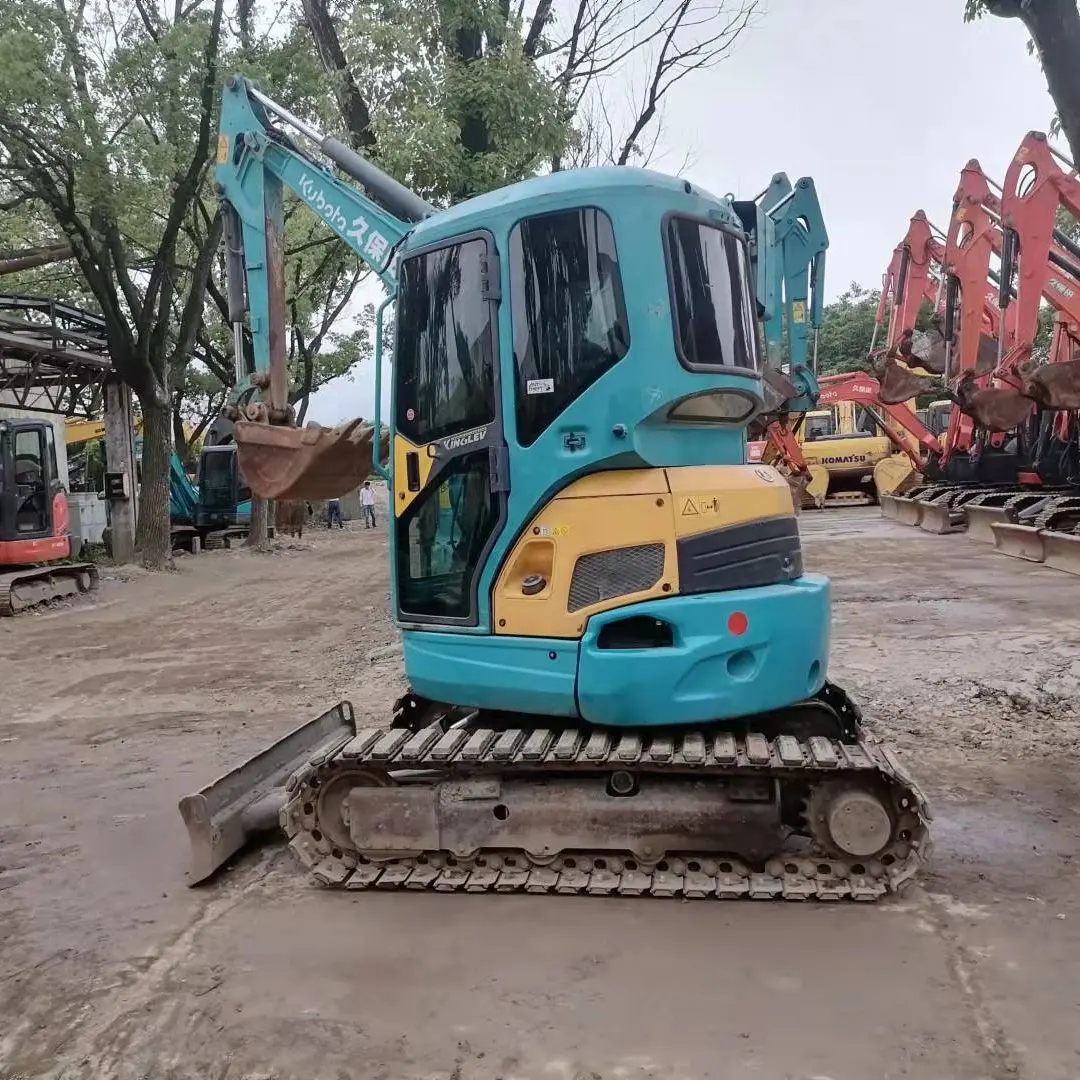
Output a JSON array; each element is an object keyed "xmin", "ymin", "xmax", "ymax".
[
  {"xmin": 904, "ymin": 323, "xmax": 948, "ymax": 376},
  {"xmin": 1024, "ymin": 358, "xmax": 1080, "ymax": 410},
  {"xmin": 990, "ymin": 522, "xmax": 1047, "ymax": 562},
  {"xmin": 180, "ymin": 702, "xmax": 356, "ymax": 883},
  {"xmin": 873, "ymin": 454, "xmax": 919, "ymax": 503},
  {"xmin": 877, "ymin": 360, "xmax": 938, "ymax": 406},
  {"xmin": 234, "ymin": 419, "xmax": 380, "ymax": 501},
  {"xmin": 1041, "ymin": 527, "xmax": 1080, "ymax": 575}
]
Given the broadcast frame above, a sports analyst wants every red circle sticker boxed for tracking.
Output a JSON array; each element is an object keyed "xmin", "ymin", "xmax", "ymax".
[{"xmin": 406, "ymin": 408, "xmax": 415, "ymax": 420}]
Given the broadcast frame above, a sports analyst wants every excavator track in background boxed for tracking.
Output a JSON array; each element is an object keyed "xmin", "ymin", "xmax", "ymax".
[
  {"xmin": 991, "ymin": 496, "xmax": 1080, "ymax": 567},
  {"xmin": 915, "ymin": 486, "xmax": 1019, "ymax": 534},
  {"xmin": 0, "ymin": 562, "xmax": 99, "ymax": 616},
  {"xmin": 274, "ymin": 684, "xmax": 931, "ymax": 903},
  {"xmin": 963, "ymin": 491, "xmax": 1055, "ymax": 543}
]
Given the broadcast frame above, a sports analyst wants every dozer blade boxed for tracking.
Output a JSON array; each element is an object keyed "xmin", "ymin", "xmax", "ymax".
[
  {"xmin": 879, "ymin": 493, "xmax": 900, "ymax": 520},
  {"xmin": 1041, "ymin": 530, "xmax": 1080, "ymax": 575},
  {"xmin": 233, "ymin": 418, "xmax": 378, "ymax": 501},
  {"xmin": 179, "ymin": 702, "xmax": 356, "ymax": 884},
  {"xmin": 918, "ymin": 501, "xmax": 961, "ymax": 535},
  {"xmin": 991, "ymin": 523, "xmax": 1046, "ymax": 563},
  {"xmin": 965, "ymin": 505, "xmax": 1010, "ymax": 544},
  {"xmin": 892, "ymin": 497, "xmax": 925, "ymax": 527}
]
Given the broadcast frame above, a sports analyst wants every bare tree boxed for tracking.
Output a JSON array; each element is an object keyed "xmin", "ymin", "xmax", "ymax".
[
  {"xmin": 544, "ymin": 0, "xmax": 760, "ymax": 170},
  {"xmin": 297, "ymin": 0, "xmax": 757, "ymax": 197}
]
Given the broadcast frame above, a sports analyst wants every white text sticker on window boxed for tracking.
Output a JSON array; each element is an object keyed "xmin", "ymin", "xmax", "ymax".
[{"xmin": 526, "ymin": 378, "xmax": 554, "ymax": 395}]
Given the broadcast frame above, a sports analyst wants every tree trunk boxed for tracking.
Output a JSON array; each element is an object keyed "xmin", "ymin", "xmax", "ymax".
[
  {"xmin": 172, "ymin": 398, "xmax": 195, "ymax": 473},
  {"xmin": 135, "ymin": 397, "xmax": 174, "ymax": 570},
  {"xmin": 246, "ymin": 496, "xmax": 272, "ymax": 551}
]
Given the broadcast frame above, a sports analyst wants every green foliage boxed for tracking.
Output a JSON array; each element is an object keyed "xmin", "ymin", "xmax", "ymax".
[
  {"xmin": 811, "ymin": 282, "xmax": 937, "ymax": 376},
  {"xmin": 337, "ymin": 0, "xmax": 568, "ymax": 201}
]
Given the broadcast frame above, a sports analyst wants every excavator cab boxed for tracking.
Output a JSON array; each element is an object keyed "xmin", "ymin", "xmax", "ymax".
[
  {"xmin": 0, "ymin": 419, "xmax": 69, "ymax": 561},
  {"xmin": 195, "ymin": 444, "xmax": 250, "ymax": 530}
]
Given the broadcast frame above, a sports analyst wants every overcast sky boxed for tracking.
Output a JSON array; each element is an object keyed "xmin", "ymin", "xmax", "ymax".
[{"xmin": 306, "ymin": 0, "xmax": 1060, "ymax": 425}]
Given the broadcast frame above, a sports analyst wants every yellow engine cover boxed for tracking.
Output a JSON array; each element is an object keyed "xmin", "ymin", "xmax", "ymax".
[{"xmin": 493, "ymin": 465, "xmax": 795, "ymax": 639}]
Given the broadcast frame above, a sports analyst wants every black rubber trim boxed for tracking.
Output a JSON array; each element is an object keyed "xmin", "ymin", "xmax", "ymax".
[{"xmin": 676, "ymin": 516, "xmax": 802, "ymax": 595}]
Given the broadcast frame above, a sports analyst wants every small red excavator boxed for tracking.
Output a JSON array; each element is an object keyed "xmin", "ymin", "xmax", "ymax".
[{"xmin": 0, "ymin": 417, "xmax": 98, "ymax": 614}]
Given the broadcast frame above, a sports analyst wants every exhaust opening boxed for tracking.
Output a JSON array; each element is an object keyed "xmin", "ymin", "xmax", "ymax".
[{"xmin": 596, "ymin": 616, "xmax": 674, "ymax": 650}]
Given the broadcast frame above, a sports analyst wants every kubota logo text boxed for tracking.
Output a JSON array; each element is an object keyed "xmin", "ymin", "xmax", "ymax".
[{"xmin": 298, "ymin": 173, "xmax": 349, "ymax": 233}]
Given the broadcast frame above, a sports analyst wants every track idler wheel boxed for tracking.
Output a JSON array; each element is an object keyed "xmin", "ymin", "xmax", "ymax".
[{"xmin": 805, "ymin": 780, "xmax": 896, "ymax": 861}]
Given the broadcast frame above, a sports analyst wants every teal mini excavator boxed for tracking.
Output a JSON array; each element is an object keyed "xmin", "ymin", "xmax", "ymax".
[{"xmin": 179, "ymin": 76, "xmax": 929, "ymax": 901}]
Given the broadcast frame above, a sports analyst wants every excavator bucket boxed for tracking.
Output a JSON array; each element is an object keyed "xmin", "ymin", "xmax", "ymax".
[
  {"xmin": 965, "ymin": 505, "xmax": 1010, "ymax": 543},
  {"xmin": 179, "ymin": 702, "xmax": 356, "ymax": 883},
  {"xmin": 991, "ymin": 523, "xmax": 1046, "ymax": 563},
  {"xmin": 877, "ymin": 360, "xmax": 938, "ymax": 406},
  {"xmin": 904, "ymin": 324, "xmax": 947, "ymax": 376},
  {"xmin": 960, "ymin": 385, "xmax": 1033, "ymax": 434},
  {"xmin": 1024, "ymin": 358, "xmax": 1080, "ymax": 410},
  {"xmin": 1041, "ymin": 528, "xmax": 1080, "ymax": 575},
  {"xmin": 873, "ymin": 454, "xmax": 918, "ymax": 502},
  {"xmin": 233, "ymin": 419, "xmax": 380, "ymax": 502}
]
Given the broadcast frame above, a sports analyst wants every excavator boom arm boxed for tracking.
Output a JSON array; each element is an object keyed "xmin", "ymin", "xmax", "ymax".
[{"xmin": 215, "ymin": 75, "xmax": 422, "ymax": 411}]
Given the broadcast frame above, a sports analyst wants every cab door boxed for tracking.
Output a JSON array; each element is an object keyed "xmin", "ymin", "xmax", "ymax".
[
  {"xmin": 391, "ymin": 231, "xmax": 508, "ymax": 627},
  {"xmin": 0, "ymin": 420, "xmax": 59, "ymax": 540}
]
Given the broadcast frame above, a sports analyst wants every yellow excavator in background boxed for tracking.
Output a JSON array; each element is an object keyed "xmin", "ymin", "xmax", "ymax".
[{"xmin": 797, "ymin": 401, "xmax": 900, "ymax": 507}]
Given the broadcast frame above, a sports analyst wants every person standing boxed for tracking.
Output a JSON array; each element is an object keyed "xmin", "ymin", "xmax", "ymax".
[
  {"xmin": 326, "ymin": 497, "xmax": 344, "ymax": 529},
  {"xmin": 360, "ymin": 481, "xmax": 377, "ymax": 529}
]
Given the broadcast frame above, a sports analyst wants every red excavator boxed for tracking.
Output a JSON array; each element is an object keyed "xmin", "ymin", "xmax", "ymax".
[
  {"xmin": 0, "ymin": 417, "xmax": 98, "ymax": 614},
  {"xmin": 887, "ymin": 137, "xmax": 1080, "ymax": 552}
]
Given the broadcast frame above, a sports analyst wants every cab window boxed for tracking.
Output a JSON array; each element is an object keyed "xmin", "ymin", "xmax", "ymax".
[
  {"xmin": 509, "ymin": 207, "xmax": 629, "ymax": 447},
  {"xmin": 665, "ymin": 216, "xmax": 761, "ymax": 372},
  {"xmin": 395, "ymin": 236, "xmax": 496, "ymax": 447}
]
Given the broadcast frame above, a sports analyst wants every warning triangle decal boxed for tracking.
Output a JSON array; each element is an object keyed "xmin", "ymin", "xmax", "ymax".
[{"xmin": 681, "ymin": 498, "xmax": 699, "ymax": 516}]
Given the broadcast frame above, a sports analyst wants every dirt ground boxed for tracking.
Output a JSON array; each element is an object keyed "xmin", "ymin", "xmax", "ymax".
[{"xmin": 2, "ymin": 506, "xmax": 1080, "ymax": 1080}]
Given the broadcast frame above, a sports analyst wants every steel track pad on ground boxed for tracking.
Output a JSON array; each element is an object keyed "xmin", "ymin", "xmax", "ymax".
[{"xmin": 282, "ymin": 720, "xmax": 931, "ymax": 904}]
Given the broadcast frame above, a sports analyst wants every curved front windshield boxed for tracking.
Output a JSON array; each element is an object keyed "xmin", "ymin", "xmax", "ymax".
[{"xmin": 665, "ymin": 217, "xmax": 761, "ymax": 372}]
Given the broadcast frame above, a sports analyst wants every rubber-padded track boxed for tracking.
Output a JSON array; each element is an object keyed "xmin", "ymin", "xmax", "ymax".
[{"xmin": 282, "ymin": 723, "xmax": 931, "ymax": 902}]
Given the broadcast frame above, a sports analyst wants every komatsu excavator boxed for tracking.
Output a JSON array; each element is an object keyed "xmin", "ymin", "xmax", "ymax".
[{"xmin": 179, "ymin": 76, "xmax": 929, "ymax": 902}]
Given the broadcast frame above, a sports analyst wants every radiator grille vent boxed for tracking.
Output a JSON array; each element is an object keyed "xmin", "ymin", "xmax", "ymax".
[{"xmin": 567, "ymin": 543, "xmax": 665, "ymax": 613}]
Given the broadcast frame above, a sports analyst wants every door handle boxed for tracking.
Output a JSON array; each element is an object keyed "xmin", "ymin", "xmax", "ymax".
[{"xmin": 405, "ymin": 451, "xmax": 420, "ymax": 492}]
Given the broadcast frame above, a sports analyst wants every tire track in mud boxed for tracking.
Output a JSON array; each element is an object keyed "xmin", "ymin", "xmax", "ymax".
[{"xmin": 24, "ymin": 854, "xmax": 281, "ymax": 1080}]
